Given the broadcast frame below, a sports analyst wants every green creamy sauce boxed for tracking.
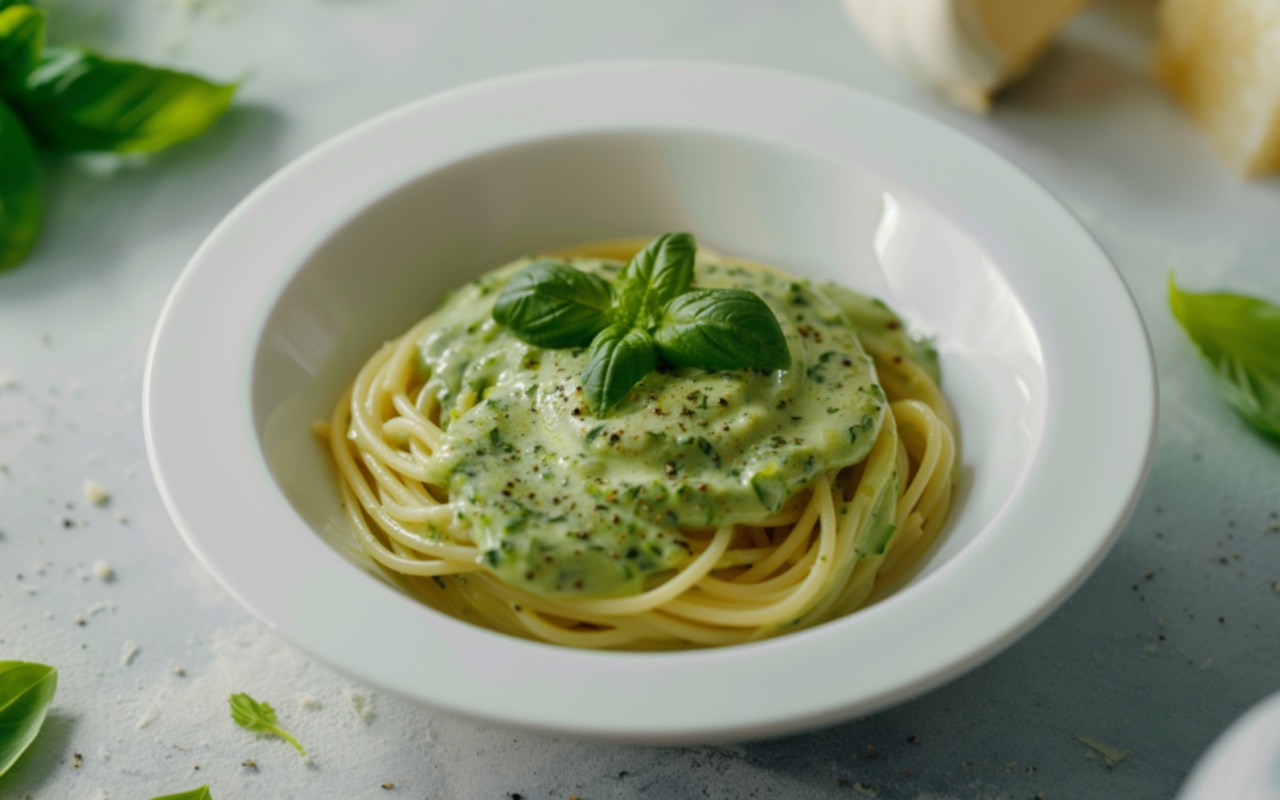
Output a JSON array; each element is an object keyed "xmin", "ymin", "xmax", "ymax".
[{"xmin": 420, "ymin": 258, "xmax": 887, "ymax": 598}]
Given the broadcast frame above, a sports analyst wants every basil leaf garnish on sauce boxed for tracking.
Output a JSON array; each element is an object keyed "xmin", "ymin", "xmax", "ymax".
[
  {"xmin": 492, "ymin": 260, "xmax": 613, "ymax": 348},
  {"xmin": 1170, "ymin": 277, "xmax": 1280, "ymax": 439},
  {"xmin": 654, "ymin": 288, "xmax": 791, "ymax": 371},
  {"xmin": 13, "ymin": 47, "xmax": 236, "ymax": 154},
  {"xmin": 582, "ymin": 324, "xmax": 658, "ymax": 414},
  {"xmin": 614, "ymin": 231, "xmax": 696, "ymax": 327},
  {"xmin": 492, "ymin": 233, "xmax": 791, "ymax": 416},
  {"xmin": 0, "ymin": 100, "xmax": 42, "ymax": 272},
  {"xmin": 0, "ymin": 660, "xmax": 57, "ymax": 777}
]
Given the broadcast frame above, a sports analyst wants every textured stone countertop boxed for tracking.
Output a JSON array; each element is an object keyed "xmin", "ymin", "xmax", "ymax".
[{"xmin": 2, "ymin": 1, "xmax": 1278, "ymax": 798}]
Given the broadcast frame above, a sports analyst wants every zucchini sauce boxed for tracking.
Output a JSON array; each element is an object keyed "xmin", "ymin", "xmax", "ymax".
[{"xmin": 417, "ymin": 254, "xmax": 891, "ymax": 598}]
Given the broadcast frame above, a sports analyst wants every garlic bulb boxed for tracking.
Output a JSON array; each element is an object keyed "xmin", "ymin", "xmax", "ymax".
[{"xmin": 844, "ymin": 0, "xmax": 1089, "ymax": 111}]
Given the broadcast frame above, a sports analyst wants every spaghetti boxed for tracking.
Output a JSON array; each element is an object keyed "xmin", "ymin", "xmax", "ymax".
[{"xmin": 322, "ymin": 242, "xmax": 956, "ymax": 649}]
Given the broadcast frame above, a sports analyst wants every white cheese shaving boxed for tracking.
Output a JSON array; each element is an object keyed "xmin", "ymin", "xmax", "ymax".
[
  {"xmin": 298, "ymin": 694, "xmax": 321, "ymax": 710},
  {"xmin": 87, "ymin": 601, "xmax": 115, "ymax": 616},
  {"xmin": 136, "ymin": 700, "xmax": 162, "ymax": 730},
  {"xmin": 92, "ymin": 561, "xmax": 116, "ymax": 581},
  {"xmin": 121, "ymin": 640, "xmax": 140, "ymax": 666},
  {"xmin": 344, "ymin": 687, "xmax": 375, "ymax": 724}
]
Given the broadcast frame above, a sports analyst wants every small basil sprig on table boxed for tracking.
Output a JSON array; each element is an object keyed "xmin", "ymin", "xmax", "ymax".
[
  {"xmin": 1169, "ymin": 277, "xmax": 1280, "ymax": 439},
  {"xmin": 0, "ymin": 3, "xmax": 235, "ymax": 271},
  {"xmin": 0, "ymin": 661, "xmax": 57, "ymax": 778},
  {"xmin": 229, "ymin": 692, "xmax": 308, "ymax": 759},
  {"xmin": 493, "ymin": 233, "xmax": 790, "ymax": 415}
]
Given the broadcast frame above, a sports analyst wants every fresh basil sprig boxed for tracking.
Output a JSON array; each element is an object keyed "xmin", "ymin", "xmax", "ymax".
[
  {"xmin": 13, "ymin": 47, "xmax": 236, "ymax": 154},
  {"xmin": 0, "ymin": 4, "xmax": 235, "ymax": 270},
  {"xmin": 0, "ymin": 660, "xmax": 57, "ymax": 778},
  {"xmin": 493, "ymin": 233, "xmax": 790, "ymax": 415},
  {"xmin": 1169, "ymin": 277, "xmax": 1280, "ymax": 440},
  {"xmin": 0, "ymin": 4, "xmax": 41, "ymax": 94},
  {"xmin": 0, "ymin": 99, "xmax": 41, "ymax": 271}
]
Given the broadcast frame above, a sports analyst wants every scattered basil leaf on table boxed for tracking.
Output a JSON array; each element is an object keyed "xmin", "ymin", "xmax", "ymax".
[
  {"xmin": 654, "ymin": 288, "xmax": 792, "ymax": 371},
  {"xmin": 0, "ymin": 7, "xmax": 234, "ymax": 270},
  {"xmin": 582, "ymin": 324, "xmax": 658, "ymax": 414},
  {"xmin": 12, "ymin": 47, "xmax": 236, "ymax": 153},
  {"xmin": 0, "ymin": 661, "xmax": 58, "ymax": 777},
  {"xmin": 1169, "ymin": 276, "xmax": 1280, "ymax": 439},
  {"xmin": 0, "ymin": 4, "xmax": 43, "ymax": 93},
  {"xmin": 228, "ymin": 692, "xmax": 307, "ymax": 758},
  {"xmin": 491, "ymin": 260, "xmax": 613, "ymax": 348},
  {"xmin": 150, "ymin": 787, "xmax": 213, "ymax": 800},
  {"xmin": 493, "ymin": 233, "xmax": 791, "ymax": 416},
  {"xmin": 0, "ymin": 99, "xmax": 42, "ymax": 271}
]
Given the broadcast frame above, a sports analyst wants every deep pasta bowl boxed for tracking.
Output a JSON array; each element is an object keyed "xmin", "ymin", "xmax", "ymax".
[{"xmin": 144, "ymin": 63, "xmax": 1156, "ymax": 742}]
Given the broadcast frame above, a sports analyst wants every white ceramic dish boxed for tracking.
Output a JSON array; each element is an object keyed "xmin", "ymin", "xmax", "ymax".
[
  {"xmin": 144, "ymin": 62, "xmax": 1155, "ymax": 743},
  {"xmin": 1179, "ymin": 690, "xmax": 1280, "ymax": 800}
]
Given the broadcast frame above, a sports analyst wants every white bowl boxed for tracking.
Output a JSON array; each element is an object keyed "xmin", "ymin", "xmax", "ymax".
[{"xmin": 144, "ymin": 62, "xmax": 1156, "ymax": 742}]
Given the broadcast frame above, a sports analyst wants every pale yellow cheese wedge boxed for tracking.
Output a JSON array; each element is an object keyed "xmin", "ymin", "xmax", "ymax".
[{"xmin": 1155, "ymin": 0, "xmax": 1280, "ymax": 175}]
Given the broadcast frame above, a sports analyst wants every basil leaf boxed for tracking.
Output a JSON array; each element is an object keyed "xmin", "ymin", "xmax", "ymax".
[
  {"xmin": 582, "ymin": 325, "xmax": 656, "ymax": 415},
  {"xmin": 493, "ymin": 260, "xmax": 614, "ymax": 348},
  {"xmin": 0, "ymin": 4, "xmax": 43, "ymax": 94},
  {"xmin": 0, "ymin": 99, "xmax": 42, "ymax": 272},
  {"xmin": 654, "ymin": 289, "xmax": 791, "ymax": 372},
  {"xmin": 1170, "ymin": 277, "xmax": 1280, "ymax": 439},
  {"xmin": 12, "ymin": 46, "xmax": 235, "ymax": 153},
  {"xmin": 614, "ymin": 232, "xmax": 696, "ymax": 326},
  {"xmin": 151, "ymin": 787, "xmax": 213, "ymax": 800},
  {"xmin": 0, "ymin": 1, "xmax": 33, "ymax": 9},
  {"xmin": 0, "ymin": 661, "xmax": 57, "ymax": 777},
  {"xmin": 229, "ymin": 692, "xmax": 307, "ymax": 758}
]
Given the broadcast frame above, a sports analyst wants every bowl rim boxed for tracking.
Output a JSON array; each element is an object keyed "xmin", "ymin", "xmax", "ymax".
[{"xmin": 144, "ymin": 61, "xmax": 1157, "ymax": 743}]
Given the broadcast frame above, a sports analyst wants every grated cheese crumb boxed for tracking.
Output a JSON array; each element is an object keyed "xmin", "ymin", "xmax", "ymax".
[
  {"xmin": 136, "ymin": 701, "xmax": 162, "ymax": 730},
  {"xmin": 92, "ymin": 561, "xmax": 115, "ymax": 581},
  {"xmin": 299, "ymin": 694, "xmax": 321, "ymax": 710},
  {"xmin": 344, "ymin": 687, "xmax": 375, "ymax": 723},
  {"xmin": 1079, "ymin": 735, "xmax": 1129, "ymax": 766},
  {"xmin": 82, "ymin": 479, "xmax": 110, "ymax": 505},
  {"xmin": 1200, "ymin": 657, "xmax": 1214, "ymax": 671},
  {"xmin": 173, "ymin": 665, "xmax": 186, "ymax": 676},
  {"xmin": 121, "ymin": 640, "xmax": 140, "ymax": 666}
]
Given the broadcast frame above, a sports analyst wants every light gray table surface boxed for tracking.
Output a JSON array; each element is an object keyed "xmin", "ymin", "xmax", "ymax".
[{"xmin": 2, "ymin": 1, "xmax": 1279, "ymax": 798}]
